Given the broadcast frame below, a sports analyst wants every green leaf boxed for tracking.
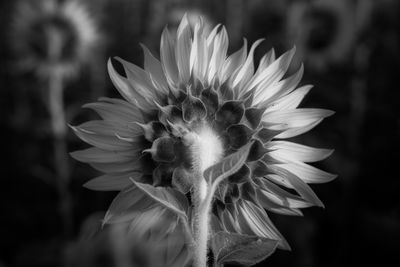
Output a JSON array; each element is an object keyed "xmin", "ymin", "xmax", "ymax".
[
  {"xmin": 211, "ymin": 231, "xmax": 279, "ymax": 266},
  {"xmin": 132, "ymin": 181, "xmax": 189, "ymax": 219},
  {"xmin": 204, "ymin": 141, "xmax": 253, "ymax": 186}
]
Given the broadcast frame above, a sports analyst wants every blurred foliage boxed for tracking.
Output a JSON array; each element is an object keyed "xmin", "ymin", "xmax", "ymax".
[{"xmin": 0, "ymin": 0, "xmax": 399, "ymax": 266}]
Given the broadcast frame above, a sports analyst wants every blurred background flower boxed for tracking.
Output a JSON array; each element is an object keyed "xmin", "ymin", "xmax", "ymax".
[
  {"xmin": 286, "ymin": 0, "xmax": 354, "ymax": 71},
  {"xmin": 0, "ymin": 0, "xmax": 399, "ymax": 267},
  {"xmin": 8, "ymin": 0, "xmax": 105, "ymax": 241},
  {"xmin": 11, "ymin": 0, "xmax": 101, "ymax": 79}
]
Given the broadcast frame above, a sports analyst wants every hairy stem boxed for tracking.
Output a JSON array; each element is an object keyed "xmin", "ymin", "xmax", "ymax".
[
  {"xmin": 187, "ymin": 126, "xmax": 223, "ymax": 267},
  {"xmin": 192, "ymin": 169, "xmax": 210, "ymax": 267}
]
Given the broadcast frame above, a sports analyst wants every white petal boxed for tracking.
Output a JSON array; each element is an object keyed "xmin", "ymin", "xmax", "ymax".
[
  {"xmin": 263, "ymin": 108, "xmax": 334, "ymax": 128},
  {"xmin": 206, "ymin": 23, "xmax": 221, "ymax": 47},
  {"xmin": 267, "ymin": 166, "xmax": 324, "ymax": 207},
  {"xmin": 71, "ymin": 147, "xmax": 137, "ymax": 164},
  {"xmin": 175, "ymin": 14, "xmax": 192, "ymax": 83},
  {"xmin": 90, "ymin": 160, "xmax": 141, "ymax": 173},
  {"xmin": 275, "ymin": 118, "xmax": 324, "ymax": 139},
  {"xmin": 265, "ymin": 174, "xmax": 295, "ymax": 189},
  {"xmin": 258, "ymin": 194, "xmax": 304, "ymax": 216},
  {"xmin": 252, "ymin": 49, "xmax": 274, "ymax": 78},
  {"xmin": 266, "ymin": 85, "xmax": 312, "ymax": 111},
  {"xmin": 114, "ymin": 57, "xmax": 162, "ymax": 102},
  {"xmin": 219, "ymin": 39, "xmax": 247, "ymax": 85},
  {"xmin": 233, "ymin": 39, "xmax": 264, "ymax": 90},
  {"xmin": 205, "ymin": 24, "xmax": 221, "ymax": 71},
  {"xmin": 221, "ymin": 209, "xmax": 241, "ymax": 233},
  {"xmin": 160, "ymin": 27, "xmax": 179, "ymax": 90},
  {"xmin": 257, "ymin": 178, "xmax": 313, "ymax": 209},
  {"xmin": 248, "ymin": 47, "xmax": 296, "ymax": 100},
  {"xmin": 208, "ymin": 26, "xmax": 228, "ymax": 84},
  {"xmin": 84, "ymin": 99, "xmax": 143, "ymax": 124},
  {"xmin": 264, "ymin": 48, "xmax": 276, "ymax": 66},
  {"xmin": 190, "ymin": 19, "xmax": 209, "ymax": 82},
  {"xmin": 267, "ymin": 140, "xmax": 334, "ymax": 162},
  {"xmin": 141, "ymin": 44, "xmax": 169, "ymax": 93},
  {"xmin": 255, "ymin": 64, "xmax": 304, "ymax": 106},
  {"xmin": 107, "ymin": 59, "xmax": 152, "ymax": 110},
  {"xmin": 277, "ymin": 162, "xmax": 337, "ymax": 184},
  {"xmin": 84, "ymin": 172, "xmax": 141, "ymax": 191},
  {"xmin": 76, "ymin": 120, "xmax": 141, "ymax": 137},
  {"xmin": 71, "ymin": 125, "xmax": 133, "ymax": 152},
  {"xmin": 237, "ymin": 200, "xmax": 290, "ymax": 249}
]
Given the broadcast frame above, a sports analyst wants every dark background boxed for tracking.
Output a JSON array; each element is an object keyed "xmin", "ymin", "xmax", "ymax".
[{"xmin": 1, "ymin": 0, "xmax": 399, "ymax": 266}]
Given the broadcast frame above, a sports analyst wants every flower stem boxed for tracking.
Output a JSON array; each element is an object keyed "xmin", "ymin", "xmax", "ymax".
[
  {"xmin": 188, "ymin": 127, "xmax": 224, "ymax": 267},
  {"xmin": 192, "ymin": 170, "xmax": 211, "ymax": 267}
]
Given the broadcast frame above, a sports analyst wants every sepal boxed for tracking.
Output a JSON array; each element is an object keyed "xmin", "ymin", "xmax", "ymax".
[
  {"xmin": 215, "ymin": 100, "xmax": 244, "ymax": 130},
  {"xmin": 181, "ymin": 90, "xmax": 207, "ymax": 123},
  {"xmin": 226, "ymin": 124, "xmax": 252, "ymax": 149}
]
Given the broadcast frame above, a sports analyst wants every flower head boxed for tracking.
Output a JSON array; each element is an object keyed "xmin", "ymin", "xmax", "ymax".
[
  {"xmin": 72, "ymin": 14, "xmax": 335, "ymax": 264},
  {"xmin": 11, "ymin": 0, "xmax": 100, "ymax": 78}
]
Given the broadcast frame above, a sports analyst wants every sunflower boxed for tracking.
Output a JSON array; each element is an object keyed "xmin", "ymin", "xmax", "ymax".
[
  {"xmin": 11, "ymin": 0, "xmax": 99, "ymax": 78},
  {"xmin": 72, "ymin": 14, "xmax": 335, "ymax": 267}
]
